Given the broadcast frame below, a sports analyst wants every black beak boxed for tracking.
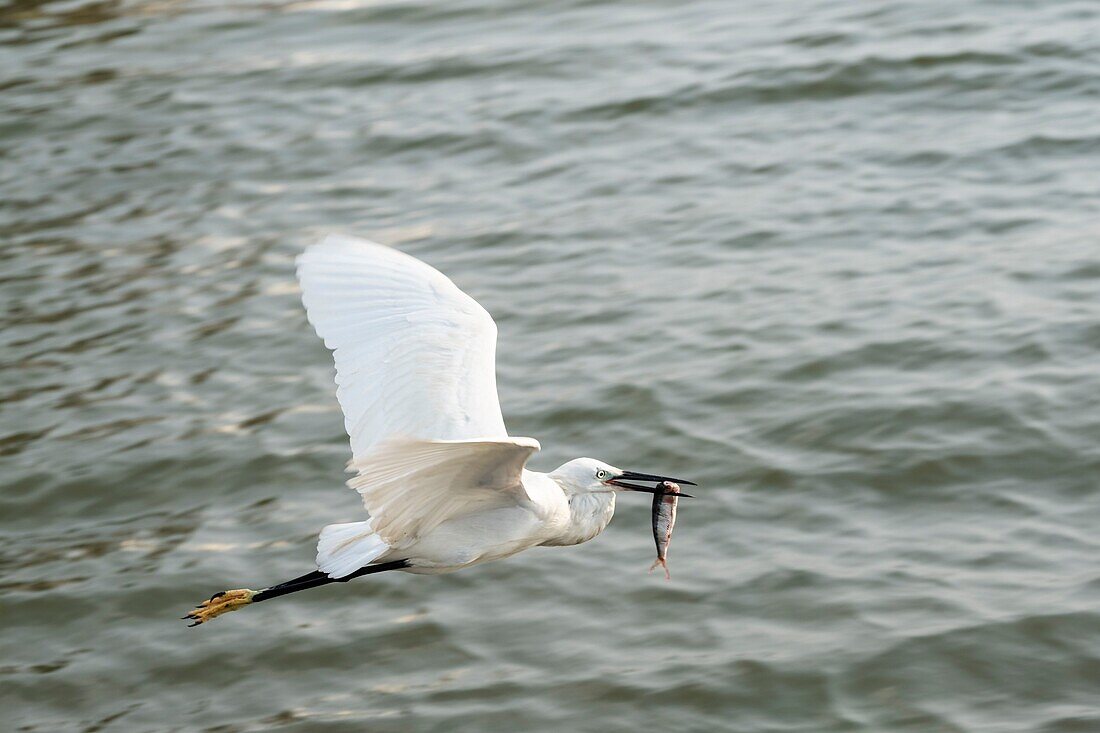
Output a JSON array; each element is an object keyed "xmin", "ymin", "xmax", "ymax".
[{"xmin": 606, "ymin": 470, "xmax": 696, "ymax": 498}]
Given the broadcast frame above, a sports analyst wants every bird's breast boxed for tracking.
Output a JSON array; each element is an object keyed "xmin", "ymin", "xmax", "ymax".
[{"xmin": 541, "ymin": 492, "xmax": 616, "ymax": 547}]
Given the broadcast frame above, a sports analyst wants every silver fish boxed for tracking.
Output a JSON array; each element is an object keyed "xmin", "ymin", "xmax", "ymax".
[{"xmin": 649, "ymin": 480, "xmax": 681, "ymax": 579}]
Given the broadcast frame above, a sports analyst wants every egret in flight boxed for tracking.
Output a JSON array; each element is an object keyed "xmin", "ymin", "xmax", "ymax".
[{"xmin": 185, "ymin": 235, "xmax": 694, "ymax": 626}]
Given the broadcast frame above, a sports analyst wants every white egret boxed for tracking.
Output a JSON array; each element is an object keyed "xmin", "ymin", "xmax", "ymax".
[{"xmin": 185, "ymin": 234, "xmax": 694, "ymax": 626}]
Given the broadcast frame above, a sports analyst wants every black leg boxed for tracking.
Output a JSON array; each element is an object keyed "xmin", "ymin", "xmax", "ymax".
[
  {"xmin": 254, "ymin": 569, "xmax": 329, "ymax": 598},
  {"xmin": 340, "ymin": 559, "xmax": 411, "ymax": 581},
  {"xmin": 252, "ymin": 560, "xmax": 409, "ymax": 603}
]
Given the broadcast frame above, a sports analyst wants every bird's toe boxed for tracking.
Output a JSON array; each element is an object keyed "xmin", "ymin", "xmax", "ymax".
[{"xmin": 183, "ymin": 588, "xmax": 257, "ymax": 626}]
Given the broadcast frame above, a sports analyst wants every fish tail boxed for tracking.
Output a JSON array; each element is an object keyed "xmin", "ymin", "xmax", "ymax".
[{"xmin": 649, "ymin": 557, "xmax": 670, "ymax": 580}]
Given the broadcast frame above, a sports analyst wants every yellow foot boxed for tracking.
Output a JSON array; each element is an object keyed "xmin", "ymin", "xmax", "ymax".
[
  {"xmin": 183, "ymin": 588, "xmax": 257, "ymax": 626},
  {"xmin": 649, "ymin": 558, "xmax": 671, "ymax": 580}
]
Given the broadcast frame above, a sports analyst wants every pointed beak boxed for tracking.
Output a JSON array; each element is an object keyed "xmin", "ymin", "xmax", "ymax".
[{"xmin": 606, "ymin": 471, "xmax": 696, "ymax": 498}]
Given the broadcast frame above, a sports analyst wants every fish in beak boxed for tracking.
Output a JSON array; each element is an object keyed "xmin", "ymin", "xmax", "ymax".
[{"xmin": 606, "ymin": 470, "xmax": 696, "ymax": 498}]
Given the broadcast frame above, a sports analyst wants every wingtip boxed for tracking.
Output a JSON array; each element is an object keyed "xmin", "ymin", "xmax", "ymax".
[{"xmin": 296, "ymin": 233, "xmax": 362, "ymax": 266}]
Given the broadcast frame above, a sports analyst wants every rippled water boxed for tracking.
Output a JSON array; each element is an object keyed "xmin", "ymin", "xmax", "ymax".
[{"xmin": 4, "ymin": 1, "xmax": 1100, "ymax": 731}]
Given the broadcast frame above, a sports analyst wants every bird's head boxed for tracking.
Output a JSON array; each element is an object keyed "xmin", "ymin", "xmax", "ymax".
[{"xmin": 549, "ymin": 458, "xmax": 695, "ymax": 498}]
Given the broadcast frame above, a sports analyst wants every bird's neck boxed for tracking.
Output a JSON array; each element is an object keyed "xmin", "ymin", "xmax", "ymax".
[{"xmin": 543, "ymin": 491, "xmax": 616, "ymax": 547}]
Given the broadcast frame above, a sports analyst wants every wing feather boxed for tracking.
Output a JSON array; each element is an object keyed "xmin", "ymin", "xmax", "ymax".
[
  {"xmin": 296, "ymin": 234, "xmax": 508, "ymax": 458},
  {"xmin": 348, "ymin": 438, "xmax": 541, "ymax": 547}
]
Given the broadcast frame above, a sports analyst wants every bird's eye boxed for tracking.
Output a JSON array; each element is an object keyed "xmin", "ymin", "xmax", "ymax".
[{"xmin": 596, "ymin": 470, "xmax": 609, "ymax": 480}]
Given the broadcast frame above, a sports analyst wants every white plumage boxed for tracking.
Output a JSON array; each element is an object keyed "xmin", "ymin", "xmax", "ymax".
[
  {"xmin": 288, "ymin": 235, "xmax": 692, "ymax": 583},
  {"xmin": 296, "ymin": 235, "xmax": 554, "ymax": 577}
]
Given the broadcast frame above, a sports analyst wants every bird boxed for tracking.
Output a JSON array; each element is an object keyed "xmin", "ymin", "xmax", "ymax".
[{"xmin": 184, "ymin": 234, "xmax": 694, "ymax": 626}]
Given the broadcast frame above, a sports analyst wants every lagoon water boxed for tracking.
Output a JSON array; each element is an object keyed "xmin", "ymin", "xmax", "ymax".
[{"xmin": 3, "ymin": 1, "xmax": 1100, "ymax": 731}]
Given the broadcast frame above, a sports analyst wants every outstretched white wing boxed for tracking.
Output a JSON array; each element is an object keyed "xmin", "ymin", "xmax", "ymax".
[
  {"xmin": 296, "ymin": 234, "xmax": 509, "ymax": 458},
  {"xmin": 347, "ymin": 437, "xmax": 541, "ymax": 547},
  {"xmin": 299, "ymin": 235, "xmax": 542, "ymax": 574}
]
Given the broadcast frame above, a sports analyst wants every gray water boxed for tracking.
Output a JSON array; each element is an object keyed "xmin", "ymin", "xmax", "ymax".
[{"xmin": 3, "ymin": 1, "xmax": 1100, "ymax": 731}]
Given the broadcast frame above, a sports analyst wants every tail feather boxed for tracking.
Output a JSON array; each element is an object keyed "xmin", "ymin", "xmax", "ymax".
[{"xmin": 316, "ymin": 521, "xmax": 390, "ymax": 578}]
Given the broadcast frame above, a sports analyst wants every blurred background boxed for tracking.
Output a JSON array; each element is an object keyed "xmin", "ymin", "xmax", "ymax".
[{"xmin": 3, "ymin": 0, "xmax": 1100, "ymax": 731}]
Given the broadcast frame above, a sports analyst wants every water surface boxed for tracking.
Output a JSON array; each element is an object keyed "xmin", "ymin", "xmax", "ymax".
[{"xmin": 3, "ymin": 1, "xmax": 1100, "ymax": 731}]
